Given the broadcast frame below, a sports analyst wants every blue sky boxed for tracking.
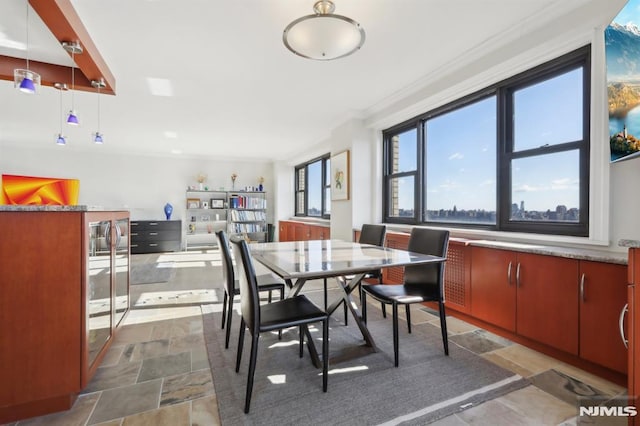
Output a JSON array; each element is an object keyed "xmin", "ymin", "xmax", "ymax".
[{"xmin": 396, "ymin": 69, "xmax": 582, "ymax": 213}]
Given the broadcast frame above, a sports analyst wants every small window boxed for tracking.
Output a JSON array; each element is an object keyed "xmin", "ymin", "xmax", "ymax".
[{"xmin": 294, "ymin": 154, "xmax": 331, "ymax": 218}]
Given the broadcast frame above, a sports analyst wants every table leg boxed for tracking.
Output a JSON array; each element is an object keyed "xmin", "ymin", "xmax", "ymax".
[
  {"xmin": 286, "ymin": 278, "xmax": 322, "ymax": 368},
  {"xmin": 327, "ymin": 273, "xmax": 378, "ymax": 352}
]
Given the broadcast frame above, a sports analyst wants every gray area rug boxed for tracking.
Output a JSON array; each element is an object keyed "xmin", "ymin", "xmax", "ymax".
[
  {"xmin": 203, "ymin": 289, "xmax": 529, "ymax": 425},
  {"xmin": 130, "ymin": 261, "xmax": 175, "ymax": 285}
]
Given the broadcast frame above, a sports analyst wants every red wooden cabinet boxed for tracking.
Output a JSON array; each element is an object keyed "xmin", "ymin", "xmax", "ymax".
[
  {"xmin": 278, "ymin": 220, "xmax": 330, "ymax": 242},
  {"xmin": 515, "ymin": 252, "xmax": 579, "ymax": 355},
  {"xmin": 579, "ymin": 260, "xmax": 628, "ymax": 374},
  {"xmin": 0, "ymin": 210, "xmax": 130, "ymax": 423},
  {"xmin": 628, "ymin": 248, "xmax": 639, "ymax": 424},
  {"xmin": 470, "ymin": 246, "xmax": 517, "ymax": 332}
]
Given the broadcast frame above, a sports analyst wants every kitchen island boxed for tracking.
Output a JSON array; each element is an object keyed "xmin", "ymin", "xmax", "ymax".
[{"xmin": 0, "ymin": 206, "xmax": 130, "ymax": 423}]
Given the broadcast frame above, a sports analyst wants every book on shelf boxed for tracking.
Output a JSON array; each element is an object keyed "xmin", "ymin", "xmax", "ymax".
[{"xmin": 228, "ymin": 194, "xmax": 267, "ymax": 209}]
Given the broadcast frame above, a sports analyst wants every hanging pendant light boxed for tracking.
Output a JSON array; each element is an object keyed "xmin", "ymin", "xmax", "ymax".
[
  {"xmin": 283, "ymin": 0, "xmax": 365, "ymax": 60},
  {"xmin": 54, "ymin": 83, "xmax": 68, "ymax": 145},
  {"xmin": 62, "ymin": 41, "xmax": 83, "ymax": 126},
  {"xmin": 91, "ymin": 78, "xmax": 106, "ymax": 144},
  {"xmin": 14, "ymin": 0, "xmax": 41, "ymax": 94}
]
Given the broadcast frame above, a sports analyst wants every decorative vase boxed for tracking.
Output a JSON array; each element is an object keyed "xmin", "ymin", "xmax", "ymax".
[
  {"xmin": 164, "ymin": 203, "xmax": 173, "ymax": 220},
  {"xmin": 258, "ymin": 183, "xmax": 263, "ymax": 191}
]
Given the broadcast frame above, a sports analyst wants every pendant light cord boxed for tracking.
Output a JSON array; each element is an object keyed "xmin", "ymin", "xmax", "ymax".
[
  {"xmin": 71, "ymin": 50, "xmax": 75, "ymax": 109},
  {"xmin": 24, "ymin": 2, "xmax": 29, "ymax": 69}
]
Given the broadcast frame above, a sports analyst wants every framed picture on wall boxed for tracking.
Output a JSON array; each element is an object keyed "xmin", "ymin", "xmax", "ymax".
[
  {"xmin": 187, "ymin": 198, "xmax": 200, "ymax": 209},
  {"xmin": 331, "ymin": 149, "xmax": 350, "ymax": 201}
]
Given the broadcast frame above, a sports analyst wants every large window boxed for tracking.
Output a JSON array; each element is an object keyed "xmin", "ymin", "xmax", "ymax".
[
  {"xmin": 383, "ymin": 46, "xmax": 590, "ymax": 236},
  {"xmin": 295, "ymin": 154, "xmax": 331, "ymax": 218}
]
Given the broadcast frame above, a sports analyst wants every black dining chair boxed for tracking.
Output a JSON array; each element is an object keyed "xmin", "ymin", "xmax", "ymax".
[
  {"xmin": 217, "ymin": 230, "xmax": 285, "ymax": 349},
  {"xmin": 361, "ymin": 227, "xmax": 449, "ymax": 367},
  {"xmin": 231, "ymin": 237, "xmax": 329, "ymax": 413},
  {"xmin": 332, "ymin": 224, "xmax": 387, "ymax": 325}
]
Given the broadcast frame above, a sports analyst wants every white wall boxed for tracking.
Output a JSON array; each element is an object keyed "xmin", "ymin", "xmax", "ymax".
[{"xmin": 0, "ymin": 144, "xmax": 275, "ymax": 245}]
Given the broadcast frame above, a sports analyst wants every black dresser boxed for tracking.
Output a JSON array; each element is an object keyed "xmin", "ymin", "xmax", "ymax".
[{"xmin": 130, "ymin": 220, "xmax": 182, "ymax": 254}]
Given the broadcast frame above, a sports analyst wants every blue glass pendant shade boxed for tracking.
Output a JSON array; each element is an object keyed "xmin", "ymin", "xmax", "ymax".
[{"xmin": 19, "ymin": 76, "xmax": 36, "ymax": 94}]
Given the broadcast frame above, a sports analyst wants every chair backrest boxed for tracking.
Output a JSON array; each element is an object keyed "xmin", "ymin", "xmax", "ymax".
[
  {"xmin": 216, "ymin": 230, "xmax": 236, "ymax": 296},
  {"xmin": 404, "ymin": 228, "xmax": 450, "ymax": 294},
  {"xmin": 230, "ymin": 237, "xmax": 261, "ymax": 334},
  {"xmin": 359, "ymin": 224, "xmax": 386, "ymax": 247}
]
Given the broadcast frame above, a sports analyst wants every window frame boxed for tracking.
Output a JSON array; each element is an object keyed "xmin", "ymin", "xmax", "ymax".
[
  {"xmin": 294, "ymin": 153, "xmax": 331, "ymax": 219},
  {"xmin": 382, "ymin": 45, "xmax": 590, "ymax": 237}
]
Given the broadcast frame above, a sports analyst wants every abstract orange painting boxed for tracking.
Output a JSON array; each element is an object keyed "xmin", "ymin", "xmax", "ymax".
[{"xmin": 1, "ymin": 174, "xmax": 80, "ymax": 205}]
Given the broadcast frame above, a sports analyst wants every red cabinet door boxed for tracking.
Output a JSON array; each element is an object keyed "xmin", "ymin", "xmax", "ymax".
[
  {"xmin": 278, "ymin": 221, "xmax": 290, "ymax": 242},
  {"xmin": 516, "ymin": 253, "xmax": 579, "ymax": 355},
  {"xmin": 470, "ymin": 247, "xmax": 517, "ymax": 332},
  {"xmin": 579, "ymin": 261, "xmax": 628, "ymax": 374}
]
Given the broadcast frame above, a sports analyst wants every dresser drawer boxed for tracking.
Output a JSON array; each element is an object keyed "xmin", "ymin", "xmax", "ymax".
[
  {"xmin": 130, "ymin": 220, "xmax": 181, "ymax": 253},
  {"xmin": 130, "ymin": 220, "xmax": 181, "ymax": 232},
  {"xmin": 131, "ymin": 240, "xmax": 181, "ymax": 254}
]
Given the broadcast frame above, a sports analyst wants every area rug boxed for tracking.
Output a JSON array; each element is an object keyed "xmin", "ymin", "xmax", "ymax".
[
  {"xmin": 202, "ymin": 290, "xmax": 529, "ymax": 425},
  {"xmin": 130, "ymin": 261, "xmax": 175, "ymax": 285}
]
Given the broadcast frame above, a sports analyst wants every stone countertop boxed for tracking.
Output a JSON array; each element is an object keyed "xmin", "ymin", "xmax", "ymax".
[
  {"xmin": 468, "ymin": 240, "xmax": 627, "ymax": 265},
  {"xmin": 619, "ymin": 239, "xmax": 640, "ymax": 248},
  {"xmin": 0, "ymin": 205, "xmax": 128, "ymax": 212},
  {"xmin": 374, "ymin": 227, "xmax": 629, "ymax": 265}
]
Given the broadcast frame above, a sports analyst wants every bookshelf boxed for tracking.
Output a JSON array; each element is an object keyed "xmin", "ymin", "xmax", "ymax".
[{"xmin": 184, "ymin": 190, "xmax": 268, "ymax": 249}]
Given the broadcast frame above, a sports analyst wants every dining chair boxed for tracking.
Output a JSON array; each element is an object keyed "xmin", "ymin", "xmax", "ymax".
[
  {"xmin": 361, "ymin": 227, "xmax": 449, "ymax": 367},
  {"xmin": 216, "ymin": 230, "xmax": 285, "ymax": 349},
  {"xmin": 231, "ymin": 237, "xmax": 329, "ymax": 413},
  {"xmin": 332, "ymin": 224, "xmax": 387, "ymax": 325}
]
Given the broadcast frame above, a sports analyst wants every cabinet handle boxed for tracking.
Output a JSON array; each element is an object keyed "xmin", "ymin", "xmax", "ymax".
[
  {"xmin": 580, "ymin": 273, "xmax": 586, "ymax": 302},
  {"xmin": 131, "ymin": 232, "xmax": 138, "ymax": 236},
  {"xmin": 516, "ymin": 263, "xmax": 521, "ymax": 287},
  {"xmin": 149, "ymin": 232, "xmax": 158, "ymax": 236},
  {"xmin": 619, "ymin": 303, "xmax": 629, "ymax": 349},
  {"xmin": 149, "ymin": 222, "xmax": 158, "ymax": 226},
  {"xmin": 507, "ymin": 261, "xmax": 512, "ymax": 285},
  {"xmin": 149, "ymin": 243, "xmax": 158, "ymax": 247}
]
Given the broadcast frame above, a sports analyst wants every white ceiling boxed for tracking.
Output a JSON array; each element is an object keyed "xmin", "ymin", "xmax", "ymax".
[{"xmin": 0, "ymin": 0, "xmax": 623, "ymax": 161}]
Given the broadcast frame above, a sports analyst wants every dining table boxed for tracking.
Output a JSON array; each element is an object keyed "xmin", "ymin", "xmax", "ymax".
[{"xmin": 250, "ymin": 239, "xmax": 447, "ymax": 366}]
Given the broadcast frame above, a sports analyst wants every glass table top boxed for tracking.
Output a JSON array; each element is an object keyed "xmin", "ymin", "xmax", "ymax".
[{"xmin": 250, "ymin": 239, "xmax": 445, "ymax": 280}]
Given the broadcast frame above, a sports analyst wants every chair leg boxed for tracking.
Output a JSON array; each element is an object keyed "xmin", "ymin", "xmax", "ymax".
[
  {"xmin": 236, "ymin": 318, "xmax": 246, "ymax": 373},
  {"xmin": 299, "ymin": 325, "xmax": 304, "ymax": 358},
  {"xmin": 225, "ymin": 295, "xmax": 234, "ymax": 349},
  {"xmin": 343, "ymin": 298, "xmax": 348, "ymax": 326},
  {"xmin": 361, "ymin": 291, "xmax": 367, "ymax": 324},
  {"xmin": 382, "ymin": 303, "xmax": 387, "ymax": 318},
  {"xmin": 406, "ymin": 304, "xmax": 411, "ymax": 334},
  {"xmin": 322, "ymin": 318, "xmax": 329, "ymax": 392},
  {"xmin": 268, "ymin": 290, "xmax": 272, "ymax": 303},
  {"xmin": 392, "ymin": 302, "xmax": 399, "ymax": 367},
  {"xmin": 221, "ymin": 291, "xmax": 228, "ymax": 329},
  {"xmin": 323, "ymin": 279, "xmax": 328, "ymax": 311},
  {"xmin": 278, "ymin": 288, "xmax": 284, "ymax": 340},
  {"xmin": 244, "ymin": 334, "xmax": 260, "ymax": 413},
  {"xmin": 439, "ymin": 300, "xmax": 449, "ymax": 356}
]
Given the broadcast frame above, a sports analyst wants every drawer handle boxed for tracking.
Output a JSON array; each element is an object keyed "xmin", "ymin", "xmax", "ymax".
[
  {"xmin": 149, "ymin": 243, "xmax": 158, "ymax": 247},
  {"xmin": 131, "ymin": 232, "xmax": 138, "ymax": 236},
  {"xmin": 131, "ymin": 244, "xmax": 138, "ymax": 247},
  {"xmin": 149, "ymin": 232, "xmax": 158, "ymax": 236},
  {"xmin": 149, "ymin": 222, "xmax": 158, "ymax": 226},
  {"xmin": 619, "ymin": 303, "xmax": 629, "ymax": 349}
]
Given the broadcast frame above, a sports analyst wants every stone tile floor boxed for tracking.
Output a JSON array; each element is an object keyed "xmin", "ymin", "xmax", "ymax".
[{"xmin": 3, "ymin": 249, "xmax": 628, "ymax": 425}]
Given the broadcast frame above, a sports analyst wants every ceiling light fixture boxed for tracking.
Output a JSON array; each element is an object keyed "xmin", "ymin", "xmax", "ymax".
[
  {"xmin": 13, "ymin": 1, "xmax": 40, "ymax": 94},
  {"xmin": 91, "ymin": 78, "xmax": 106, "ymax": 144},
  {"xmin": 54, "ymin": 83, "xmax": 68, "ymax": 145},
  {"xmin": 62, "ymin": 41, "xmax": 83, "ymax": 126},
  {"xmin": 283, "ymin": 0, "xmax": 365, "ymax": 61}
]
